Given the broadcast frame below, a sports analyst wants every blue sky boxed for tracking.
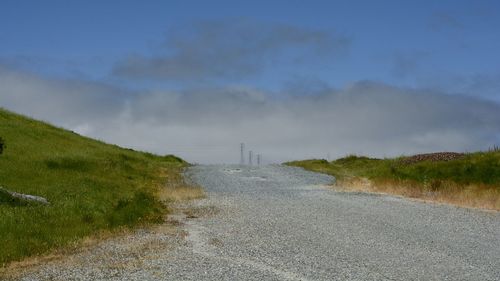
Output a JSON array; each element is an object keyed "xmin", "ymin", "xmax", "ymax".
[
  {"xmin": 1, "ymin": 1, "xmax": 499, "ymax": 163},
  {"xmin": 2, "ymin": 0, "xmax": 499, "ymax": 94}
]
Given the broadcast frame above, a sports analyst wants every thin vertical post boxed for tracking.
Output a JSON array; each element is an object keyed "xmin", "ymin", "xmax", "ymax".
[{"xmin": 240, "ymin": 143, "xmax": 245, "ymax": 165}]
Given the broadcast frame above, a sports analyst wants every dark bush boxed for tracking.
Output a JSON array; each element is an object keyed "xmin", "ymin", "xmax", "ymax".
[{"xmin": 0, "ymin": 137, "xmax": 4, "ymax": 155}]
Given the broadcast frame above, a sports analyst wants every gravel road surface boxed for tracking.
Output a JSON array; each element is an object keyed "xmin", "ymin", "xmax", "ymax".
[{"xmin": 11, "ymin": 165, "xmax": 500, "ymax": 280}]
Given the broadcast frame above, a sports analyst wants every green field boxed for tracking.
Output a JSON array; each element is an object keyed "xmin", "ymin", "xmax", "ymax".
[
  {"xmin": 0, "ymin": 108, "xmax": 187, "ymax": 265},
  {"xmin": 287, "ymin": 152, "xmax": 500, "ymax": 210}
]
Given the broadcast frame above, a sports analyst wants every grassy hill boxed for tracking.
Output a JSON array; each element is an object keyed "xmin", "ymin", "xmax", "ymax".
[
  {"xmin": 0, "ymin": 108, "xmax": 200, "ymax": 266},
  {"xmin": 286, "ymin": 151, "xmax": 500, "ymax": 210}
]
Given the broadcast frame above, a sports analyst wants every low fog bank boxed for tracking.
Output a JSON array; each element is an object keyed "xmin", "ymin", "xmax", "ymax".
[{"xmin": 1, "ymin": 67, "xmax": 499, "ymax": 164}]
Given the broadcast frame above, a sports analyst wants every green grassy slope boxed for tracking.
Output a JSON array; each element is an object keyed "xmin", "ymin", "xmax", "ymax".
[
  {"xmin": 0, "ymin": 108, "xmax": 186, "ymax": 265},
  {"xmin": 287, "ymin": 153, "xmax": 500, "ymax": 185},
  {"xmin": 286, "ymin": 152, "xmax": 500, "ymax": 209}
]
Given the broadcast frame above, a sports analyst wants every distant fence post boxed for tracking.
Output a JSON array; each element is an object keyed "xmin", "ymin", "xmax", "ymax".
[{"xmin": 240, "ymin": 143, "xmax": 245, "ymax": 165}]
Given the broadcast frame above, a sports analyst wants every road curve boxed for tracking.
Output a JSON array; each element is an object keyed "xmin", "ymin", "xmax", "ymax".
[
  {"xmin": 12, "ymin": 164, "xmax": 500, "ymax": 281},
  {"xmin": 181, "ymin": 164, "xmax": 499, "ymax": 281}
]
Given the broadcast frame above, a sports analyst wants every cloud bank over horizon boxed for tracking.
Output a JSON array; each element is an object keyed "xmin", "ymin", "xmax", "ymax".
[{"xmin": 1, "ymin": 65, "xmax": 499, "ymax": 164}]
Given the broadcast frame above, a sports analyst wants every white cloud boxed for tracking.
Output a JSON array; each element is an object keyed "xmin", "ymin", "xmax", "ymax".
[{"xmin": 1, "ymin": 67, "xmax": 499, "ymax": 164}]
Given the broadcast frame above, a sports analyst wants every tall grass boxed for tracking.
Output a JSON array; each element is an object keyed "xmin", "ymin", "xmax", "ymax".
[
  {"xmin": 286, "ymin": 152, "xmax": 500, "ymax": 210},
  {"xmin": 0, "ymin": 108, "xmax": 190, "ymax": 265}
]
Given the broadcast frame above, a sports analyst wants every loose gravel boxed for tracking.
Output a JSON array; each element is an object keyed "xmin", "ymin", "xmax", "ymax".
[{"xmin": 9, "ymin": 164, "xmax": 500, "ymax": 280}]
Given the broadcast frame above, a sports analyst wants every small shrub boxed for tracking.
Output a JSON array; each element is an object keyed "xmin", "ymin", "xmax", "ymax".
[
  {"xmin": 429, "ymin": 179, "xmax": 443, "ymax": 191},
  {"xmin": 0, "ymin": 137, "xmax": 4, "ymax": 154},
  {"xmin": 389, "ymin": 165, "xmax": 398, "ymax": 174}
]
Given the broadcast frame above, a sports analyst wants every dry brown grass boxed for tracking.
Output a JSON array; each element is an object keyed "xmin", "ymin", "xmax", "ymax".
[
  {"xmin": 183, "ymin": 205, "xmax": 219, "ymax": 219},
  {"xmin": 156, "ymin": 167, "xmax": 205, "ymax": 203},
  {"xmin": 160, "ymin": 185, "xmax": 205, "ymax": 202},
  {"xmin": 334, "ymin": 177, "xmax": 500, "ymax": 211}
]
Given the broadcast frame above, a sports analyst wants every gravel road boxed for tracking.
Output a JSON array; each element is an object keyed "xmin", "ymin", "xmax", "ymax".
[{"xmin": 11, "ymin": 165, "xmax": 500, "ymax": 281}]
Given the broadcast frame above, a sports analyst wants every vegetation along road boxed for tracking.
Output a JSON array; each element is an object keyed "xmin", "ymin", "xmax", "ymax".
[{"xmin": 11, "ymin": 164, "xmax": 500, "ymax": 280}]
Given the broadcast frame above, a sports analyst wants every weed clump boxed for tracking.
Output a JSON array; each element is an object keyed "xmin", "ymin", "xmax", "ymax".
[{"xmin": 0, "ymin": 137, "xmax": 4, "ymax": 155}]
